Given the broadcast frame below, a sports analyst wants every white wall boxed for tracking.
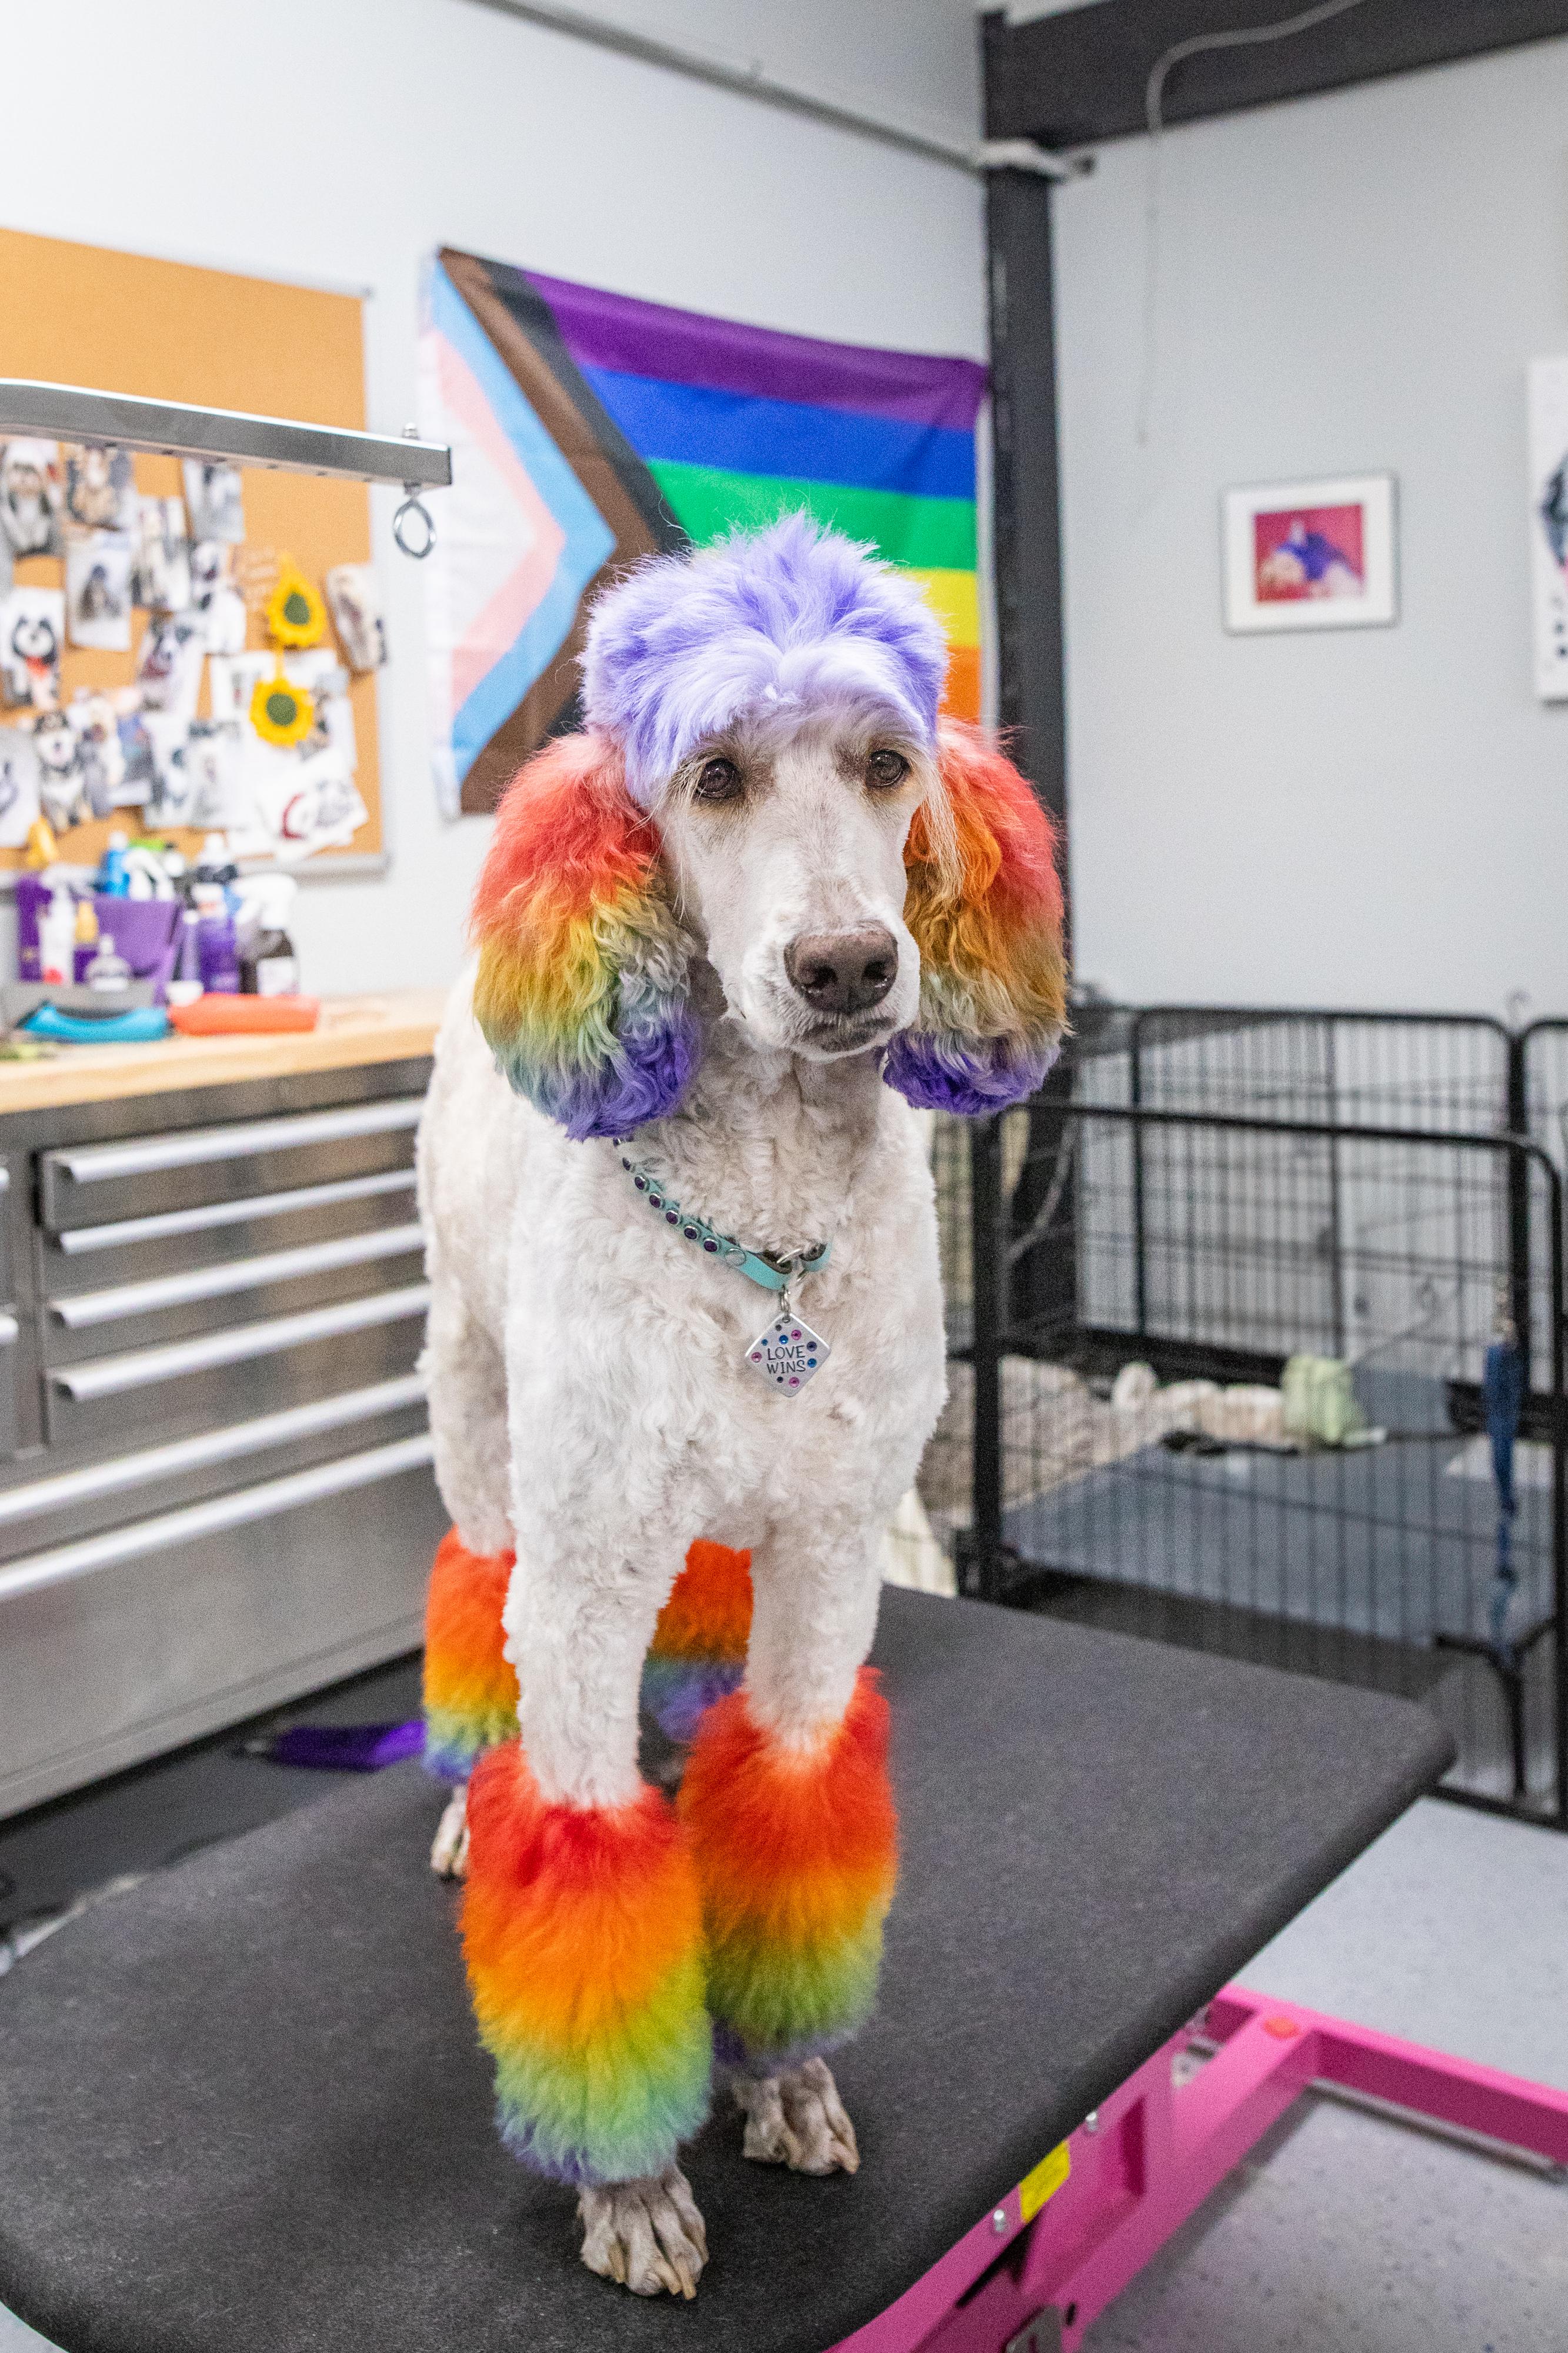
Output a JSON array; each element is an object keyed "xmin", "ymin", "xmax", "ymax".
[
  {"xmin": 0, "ymin": 0, "xmax": 987, "ymax": 995},
  {"xmin": 1053, "ymin": 35, "xmax": 1568, "ymax": 1019}
]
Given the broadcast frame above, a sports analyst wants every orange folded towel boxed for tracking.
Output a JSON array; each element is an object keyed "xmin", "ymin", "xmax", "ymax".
[{"xmin": 169, "ymin": 995, "xmax": 320, "ymax": 1035}]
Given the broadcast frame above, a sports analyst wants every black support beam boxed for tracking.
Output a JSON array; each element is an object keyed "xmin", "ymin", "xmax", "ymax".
[
  {"xmin": 985, "ymin": 167, "xmax": 1068, "ymax": 844},
  {"xmin": 983, "ymin": 0, "xmax": 1568, "ymax": 149}
]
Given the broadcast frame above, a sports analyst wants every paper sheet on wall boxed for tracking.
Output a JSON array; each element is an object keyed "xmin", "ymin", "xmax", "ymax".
[{"xmin": 1528, "ymin": 357, "xmax": 1568, "ymax": 702}]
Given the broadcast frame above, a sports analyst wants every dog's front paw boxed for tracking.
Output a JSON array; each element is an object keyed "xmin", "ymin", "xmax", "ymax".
[
  {"xmin": 577, "ymin": 2165, "xmax": 708, "ymax": 2298},
  {"xmin": 429, "ymin": 1786, "xmax": 469, "ymax": 1879},
  {"xmin": 734, "ymin": 2055, "xmax": 859, "ymax": 2175}
]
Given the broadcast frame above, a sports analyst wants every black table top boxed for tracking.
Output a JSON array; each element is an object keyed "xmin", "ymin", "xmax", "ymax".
[{"xmin": 0, "ymin": 1589, "xmax": 1452, "ymax": 2353}]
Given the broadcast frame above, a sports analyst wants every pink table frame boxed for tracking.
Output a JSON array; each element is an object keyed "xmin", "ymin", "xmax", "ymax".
[{"xmin": 834, "ymin": 1985, "xmax": 1568, "ymax": 2353}]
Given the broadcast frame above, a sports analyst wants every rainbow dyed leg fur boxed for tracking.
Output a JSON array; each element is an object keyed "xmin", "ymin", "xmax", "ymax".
[
  {"xmin": 462, "ymin": 1537, "xmax": 716, "ymax": 2293},
  {"xmin": 680, "ymin": 1531, "xmax": 897, "ymax": 2183},
  {"xmin": 421, "ymin": 1528, "xmax": 518, "ymax": 1878},
  {"xmin": 423, "ymin": 1539, "xmax": 750, "ymax": 1878}
]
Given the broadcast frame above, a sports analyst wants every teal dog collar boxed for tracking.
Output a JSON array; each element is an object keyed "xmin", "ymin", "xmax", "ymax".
[{"xmin": 615, "ymin": 1145, "xmax": 831, "ymax": 1295}]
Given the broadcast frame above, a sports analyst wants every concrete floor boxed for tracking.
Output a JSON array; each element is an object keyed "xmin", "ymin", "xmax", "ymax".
[
  {"xmin": 1080, "ymin": 1798, "xmax": 1568, "ymax": 2352},
  {"xmin": 2, "ymin": 1744, "xmax": 1565, "ymax": 2349}
]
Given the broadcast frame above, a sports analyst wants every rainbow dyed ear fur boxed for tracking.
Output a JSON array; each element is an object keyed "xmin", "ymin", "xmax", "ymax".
[
  {"xmin": 471, "ymin": 732, "xmax": 696, "ymax": 1140},
  {"xmin": 882, "ymin": 719, "xmax": 1068, "ymax": 1116}
]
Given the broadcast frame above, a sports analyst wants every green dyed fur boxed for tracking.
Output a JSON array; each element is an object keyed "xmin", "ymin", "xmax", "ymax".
[
  {"xmin": 705, "ymin": 1915, "xmax": 885, "ymax": 2064},
  {"xmin": 486, "ymin": 1949, "xmax": 713, "ymax": 2185}
]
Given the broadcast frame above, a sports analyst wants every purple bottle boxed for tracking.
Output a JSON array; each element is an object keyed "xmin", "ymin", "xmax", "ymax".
[{"xmin": 192, "ymin": 884, "xmax": 240, "ymax": 995}]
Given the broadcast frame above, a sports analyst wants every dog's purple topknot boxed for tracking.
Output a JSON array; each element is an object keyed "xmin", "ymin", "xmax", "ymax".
[{"xmin": 581, "ymin": 514, "xmax": 949, "ymax": 806}]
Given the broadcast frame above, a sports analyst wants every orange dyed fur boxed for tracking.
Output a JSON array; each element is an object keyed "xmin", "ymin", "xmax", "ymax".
[
  {"xmin": 678, "ymin": 1669, "xmax": 899, "ymax": 2063},
  {"xmin": 461, "ymin": 1740, "xmax": 713, "ymax": 2182},
  {"xmin": 905, "ymin": 721, "xmax": 1069, "ymax": 1039},
  {"xmin": 464, "ymin": 1745, "xmax": 703, "ymax": 2037},
  {"xmin": 650, "ymin": 1539, "xmax": 753, "ymax": 1661},
  {"xmin": 422, "ymin": 1529, "xmax": 519, "ymax": 1777}
]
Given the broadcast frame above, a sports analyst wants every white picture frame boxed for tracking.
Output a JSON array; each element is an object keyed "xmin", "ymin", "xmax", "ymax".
[
  {"xmin": 1527, "ymin": 357, "xmax": 1568, "ymax": 702},
  {"xmin": 1222, "ymin": 472, "xmax": 1397, "ymax": 634}
]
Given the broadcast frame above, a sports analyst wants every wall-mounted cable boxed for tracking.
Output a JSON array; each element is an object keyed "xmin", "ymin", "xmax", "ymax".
[{"xmin": 1136, "ymin": 0, "xmax": 1374, "ymax": 447}]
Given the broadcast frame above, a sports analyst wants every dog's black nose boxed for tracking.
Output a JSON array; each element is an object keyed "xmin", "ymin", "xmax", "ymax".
[{"xmin": 785, "ymin": 926, "xmax": 899, "ymax": 1017}]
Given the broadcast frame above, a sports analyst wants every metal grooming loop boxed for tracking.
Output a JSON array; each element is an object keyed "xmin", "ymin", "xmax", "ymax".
[{"xmin": 0, "ymin": 380, "xmax": 452, "ymax": 554}]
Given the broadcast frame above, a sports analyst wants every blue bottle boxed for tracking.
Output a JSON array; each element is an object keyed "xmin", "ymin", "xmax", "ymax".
[{"xmin": 97, "ymin": 829, "xmax": 132, "ymax": 897}]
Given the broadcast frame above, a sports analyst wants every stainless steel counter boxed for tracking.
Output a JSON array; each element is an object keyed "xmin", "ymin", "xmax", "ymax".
[{"xmin": 0, "ymin": 1045, "xmax": 445, "ymax": 1817}]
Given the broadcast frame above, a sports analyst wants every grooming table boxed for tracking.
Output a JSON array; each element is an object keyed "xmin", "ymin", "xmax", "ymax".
[{"xmin": 3, "ymin": 1588, "xmax": 1563, "ymax": 2353}]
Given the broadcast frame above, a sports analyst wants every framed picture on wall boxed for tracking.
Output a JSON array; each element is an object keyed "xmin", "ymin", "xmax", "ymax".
[
  {"xmin": 1527, "ymin": 357, "xmax": 1568, "ymax": 702},
  {"xmin": 1221, "ymin": 473, "xmax": 1397, "ymax": 633}
]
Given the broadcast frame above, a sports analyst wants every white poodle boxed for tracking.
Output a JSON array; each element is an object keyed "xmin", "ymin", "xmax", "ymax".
[{"xmin": 416, "ymin": 516, "xmax": 1065, "ymax": 2298}]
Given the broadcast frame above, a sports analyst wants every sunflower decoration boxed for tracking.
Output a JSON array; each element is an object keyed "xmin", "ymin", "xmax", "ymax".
[
  {"xmin": 250, "ymin": 671, "xmax": 316, "ymax": 748},
  {"xmin": 264, "ymin": 558, "xmax": 328, "ymax": 650}
]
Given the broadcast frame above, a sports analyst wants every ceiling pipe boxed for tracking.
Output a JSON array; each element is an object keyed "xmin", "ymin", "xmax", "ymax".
[{"xmin": 469, "ymin": 0, "xmax": 1090, "ymax": 179}]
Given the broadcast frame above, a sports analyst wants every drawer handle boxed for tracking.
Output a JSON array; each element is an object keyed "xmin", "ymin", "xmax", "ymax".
[
  {"xmin": 0, "ymin": 1434, "xmax": 436, "ymax": 1606},
  {"xmin": 60, "ymin": 1168, "xmax": 417, "ymax": 1255},
  {"xmin": 52, "ymin": 1097, "xmax": 423, "ymax": 1185},
  {"xmin": 0, "ymin": 1373, "xmax": 427, "ymax": 1527},
  {"xmin": 51, "ymin": 1284, "xmax": 431, "ymax": 1401},
  {"xmin": 52, "ymin": 1223, "xmax": 427, "ymax": 1328}
]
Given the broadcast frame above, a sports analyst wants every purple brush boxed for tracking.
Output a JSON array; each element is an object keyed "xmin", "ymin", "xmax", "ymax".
[{"xmin": 243, "ymin": 1720, "xmax": 426, "ymax": 1772}]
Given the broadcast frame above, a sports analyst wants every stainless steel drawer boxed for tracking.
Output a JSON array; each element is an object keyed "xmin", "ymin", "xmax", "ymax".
[
  {"xmin": 42, "ymin": 1225, "xmax": 428, "ymax": 1365},
  {"xmin": 0, "ymin": 1438, "xmax": 446, "ymax": 1819},
  {"xmin": 42, "ymin": 1165, "xmax": 420, "ymax": 1298},
  {"xmin": 44, "ymin": 1283, "xmax": 431, "ymax": 1452},
  {"xmin": 0, "ymin": 1371, "xmax": 428, "ymax": 1564},
  {"xmin": 0, "ymin": 1308, "xmax": 19, "ymax": 1457},
  {"xmin": 39, "ymin": 1097, "xmax": 424, "ymax": 1234}
]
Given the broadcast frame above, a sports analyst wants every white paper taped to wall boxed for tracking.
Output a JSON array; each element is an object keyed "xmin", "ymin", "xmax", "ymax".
[{"xmin": 1527, "ymin": 356, "xmax": 1568, "ymax": 704}]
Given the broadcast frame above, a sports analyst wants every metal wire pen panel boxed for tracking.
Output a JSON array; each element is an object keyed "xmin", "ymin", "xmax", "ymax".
[
  {"xmin": 1522, "ymin": 1019, "xmax": 1568, "ymax": 1177},
  {"xmin": 1126, "ymin": 1008, "xmax": 1513, "ymax": 1131},
  {"xmin": 928, "ymin": 1090, "xmax": 1567, "ymax": 1831}
]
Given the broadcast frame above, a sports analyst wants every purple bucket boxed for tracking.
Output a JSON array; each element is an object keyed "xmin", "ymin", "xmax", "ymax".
[{"xmin": 89, "ymin": 896, "xmax": 182, "ymax": 1000}]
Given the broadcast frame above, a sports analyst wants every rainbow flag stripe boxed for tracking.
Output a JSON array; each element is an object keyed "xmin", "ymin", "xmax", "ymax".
[{"xmin": 526, "ymin": 269, "xmax": 987, "ymax": 726}]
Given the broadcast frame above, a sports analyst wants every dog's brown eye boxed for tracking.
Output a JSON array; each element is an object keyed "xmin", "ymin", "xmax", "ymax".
[
  {"xmin": 867, "ymin": 749, "xmax": 909, "ymax": 789},
  {"xmin": 694, "ymin": 757, "xmax": 742, "ymax": 803}
]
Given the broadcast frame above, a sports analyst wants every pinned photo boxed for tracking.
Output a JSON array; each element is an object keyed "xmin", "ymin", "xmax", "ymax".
[
  {"xmin": 208, "ymin": 650, "xmax": 275, "ymax": 726},
  {"xmin": 63, "ymin": 444, "xmax": 137, "ymax": 536},
  {"xmin": 66, "ymin": 533, "xmax": 135, "ymax": 652},
  {"xmin": 135, "ymin": 611, "xmax": 206, "ymax": 722},
  {"xmin": 116, "ymin": 706, "xmax": 158, "ymax": 804},
  {"xmin": 284, "ymin": 647, "xmax": 356, "ymax": 769},
  {"xmin": 0, "ymin": 726, "xmax": 41, "ymax": 850},
  {"xmin": 1, "ymin": 586, "xmax": 65, "ymax": 709},
  {"xmin": 185, "ymin": 721, "xmax": 246, "ymax": 827},
  {"xmin": 249, "ymin": 741, "xmax": 367, "ymax": 861},
  {"xmin": 31, "ymin": 708, "xmax": 84, "ymax": 833},
  {"xmin": 133, "ymin": 496, "xmax": 192, "ymax": 612},
  {"xmin": 68, "ymin": 693, "xmax": 128, "ymax": 820},
  {"xmin": 325, "ymin": 563, "xmax": 387, "ymax": 672},
  {"xmin": 0, "ymin": 441, "xmax": 62, "ymax": 559},
  {"xmin": 142, "ymin": 711, "xmax": 194, "ymax": 822},
  {"xmin": 191, "ymin": 540, "xmax": 248, "ymax": 654},
  {"xmin": 182, "ymin": 459, "xmax": 245, "ymax": 544}
]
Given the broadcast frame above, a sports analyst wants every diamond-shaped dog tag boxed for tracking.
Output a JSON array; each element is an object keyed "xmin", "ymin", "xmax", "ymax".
[{"xmin": 742, "ymin": 1307, "xmax": 830, "ymax": 1397}]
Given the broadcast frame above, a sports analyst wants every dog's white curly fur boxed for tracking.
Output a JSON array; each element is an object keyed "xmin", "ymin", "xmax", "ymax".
[{"xmin": 417, "ymin": 719, "xmax": 952, "ymax": 2291}]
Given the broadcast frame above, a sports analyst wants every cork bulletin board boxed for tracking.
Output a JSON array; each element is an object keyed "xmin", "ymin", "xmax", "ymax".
[{"xmin": 0, "ymin": 225, "xmax": 382, "ymax": 870}]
